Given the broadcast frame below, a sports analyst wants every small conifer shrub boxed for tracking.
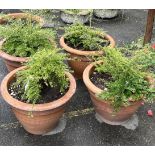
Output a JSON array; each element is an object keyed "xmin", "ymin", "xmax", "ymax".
[
  {"xmin": 11, "ymin": 48, "xmax": 69, "ymax": 104},
  {"xmin": 94, "ymin": 47, "xmax": 155, "ymax": 110},
  {"xmin": 64, "ymin": 23, "xmax": 108, "ymax": 51},
  {"xmin": 0, "ymin": 19, "xmax": 56, "ymax": 57}
]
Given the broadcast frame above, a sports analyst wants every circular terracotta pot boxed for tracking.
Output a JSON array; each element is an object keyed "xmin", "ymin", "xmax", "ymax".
[
  {"xmin": 0, "ymin": 66, "xmax": 76, "ymax": 135},
  {"xmin": 60, "ymin": 34, "xmax": 115, "ymax": 79},
  {"xmin": 83, "ymin": 62, "xmax": 154, "ymax": 125},
  {"xmin": 0, "ymin": 38, "xmax": 56, "ymax": 72},
  {"xmin": 0, "ymin": 13, "xmax": 44, "ymax": 26}
]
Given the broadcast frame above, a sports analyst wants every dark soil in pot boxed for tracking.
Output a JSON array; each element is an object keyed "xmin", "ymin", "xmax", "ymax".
[
  {"xmin": 8, "ymin": 80, "xmax": 69, "ymax": 104},
  {"xmin": 90, "ymin": 71, "xmax": 112, "ymax": 90}
]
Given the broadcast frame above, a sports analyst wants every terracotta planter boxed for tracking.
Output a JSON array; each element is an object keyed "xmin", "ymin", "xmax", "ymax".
[
  {"xmin": 83, "ymin": 62, "xmax": 154, "ymax": 125},
  {"xmin": 60, "ymin": 10, "xmax": 92, "ymax": 24},
  {"xmin": 0, "ymin": 13, "xmax": 44, "ymax": 26},
  {"xmin": 0, "ymin": 13, "xmax": 45, "ymax": 72},
  {"xmin": 0, "ymin": 66, "xmax": 76, "ymax": 135},
  {"xmin": 0, "ymin": 38, "xmax": 56, "ymax": 72},
  {"xmin": 60, "ymin": 34, "xmax": 115, "ymax": 79},
  {"xmin": 0, "ymin": 40, "xmax": 28, "ymax": 72}
]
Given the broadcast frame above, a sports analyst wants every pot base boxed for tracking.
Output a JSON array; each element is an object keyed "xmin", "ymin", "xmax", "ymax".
[
  {"xmin": 95, "ymin": 113, "xmax": 139, "ymax": 130},
  {"xmin": 43, "ymin": 116, "xmax": 66, "ymax": 136},
  {"xmin": 12, "ymin": 106, "xmax": 65, "ymax": 135}
]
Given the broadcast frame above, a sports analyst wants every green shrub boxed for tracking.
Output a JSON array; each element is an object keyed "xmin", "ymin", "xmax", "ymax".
[
  {"xmin": 21, "ymin": 9, "xmax": 53, "ymax": 16},
  {"xmin": 12, "ymin": 48, "xmax": 69, "ymax": 104},
  {"xmin": 63, "ymin": 9, "xmax": 82, "ymax": 14},
  {"xmin": 64, "ymin": 23, "xmax": 108, "ymax": 51},
  {"xmin": 119, "ymin": 38, "xmax": 144, "ymax": 57},
  {"xmin": 119, "ymin": 38, "xmax": 155, "ymax": 73},
  {"xmin": 130, "ymin": 45, "xmax": 155, "ymax": 73},
  {"xmin": 95, "ymin": 47, "xmax": 155, "ymax": 111},
  {"xmin": 21, "ymin": 9, "xmax": 56, "ymax": 21},
  {"xmin": 62, "ymin": 9, "xmax": 92, "ymax": 15},
  {"xmin": 0, "ymin": 20, "xmax": 56, "ymax": 57}
]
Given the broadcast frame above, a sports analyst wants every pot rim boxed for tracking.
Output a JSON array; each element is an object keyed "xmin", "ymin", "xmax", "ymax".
[
  {"xmin": 0, "ymin": 38, "xmax": 56, "ymax": 63},
  {"xmin": 83, "ymin": 62, "xmax": 102, "ymax": 94},
  {"xmin": 0, "ymin": 13, "xmax": 44, "ymax": 26},
  {"xmin": 83, "ymin": 61, "xmax": 155, "ymax": 101},
  {"xmin": 0, "ymin": 66, "xmax": 76, "ymax": 111},
  {"xmin": 59, "ymin": 34, "xmax": 116, "ymax": 56}
]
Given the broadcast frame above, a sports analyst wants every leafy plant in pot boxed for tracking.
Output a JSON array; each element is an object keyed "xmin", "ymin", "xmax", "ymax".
[
  {"xmin": 0, "ymin": 48, "xmax": 76, "ymax": 135},
  {"xmin": 60, "ymin": 23, "xmax": 115, "ymax": 79},
  {"xmin": 21, "ymin": 9, "xmax": 57, "ymax": 24},
  {"xmin": 0, "ymin": 13, "xmax": 44, "ymax": 26},
  {"xmin": 83, "ymin": 47, "xmax": 155, "ymax": 125},
  {"xmin": 60, "ymin": 9, "xmax": 93, "ymax": 24},
  {"xmin": 120, "ymin": 37, "xmax": 155, "ymax": 73},
  {"xmin": 0, "ymin": 19, "xmax": 56, "ymax": 72}
]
